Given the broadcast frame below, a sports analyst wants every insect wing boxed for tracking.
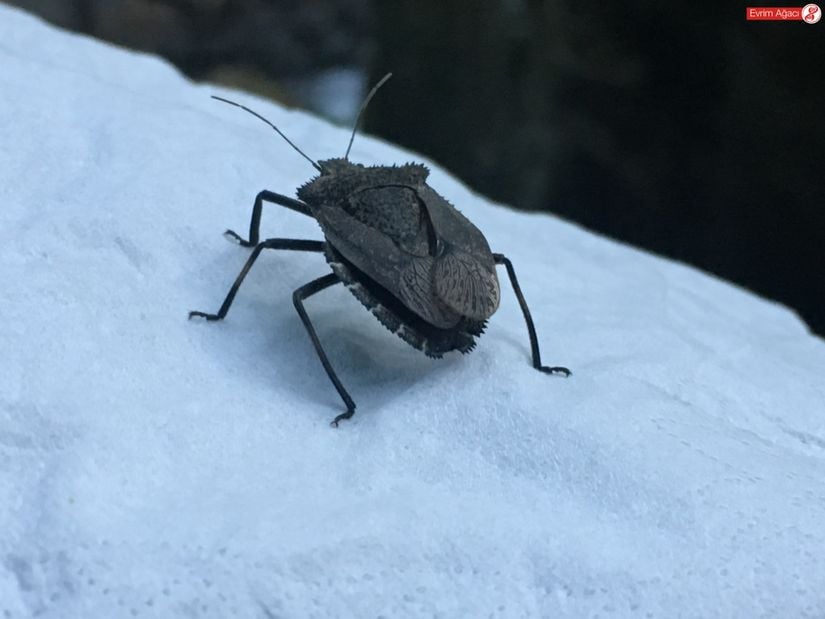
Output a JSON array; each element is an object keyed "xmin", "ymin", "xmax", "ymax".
[
  {"xmin": 434, "ymin": 248, "xmax": 500, "ymax": 320},
  {"xmin": 314, "ymin": 204, "xmax": 461, "ymax": 328},
  {"xmin": 416, "ymin": 185, "xmax": 500, "ymax": 319}
]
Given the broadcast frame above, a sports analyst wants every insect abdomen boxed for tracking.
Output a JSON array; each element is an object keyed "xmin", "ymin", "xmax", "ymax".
[{"xmin": 324, "ymin": 245, "xmax": 484, "ymax": 357}]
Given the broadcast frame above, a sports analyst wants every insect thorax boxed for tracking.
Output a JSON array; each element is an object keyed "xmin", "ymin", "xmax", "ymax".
[{"xmin": 298, "ymin": 159, "xmax": 429, "ymax": 204}]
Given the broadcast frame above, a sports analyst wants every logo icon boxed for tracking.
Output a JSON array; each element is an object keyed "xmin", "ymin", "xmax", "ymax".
[{"xmin": 803, "ymin": 3, "xmax": 822, "ymax": 22}]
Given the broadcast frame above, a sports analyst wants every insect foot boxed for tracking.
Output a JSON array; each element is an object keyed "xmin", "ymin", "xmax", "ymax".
[
  {"xmin": 188, "ymin": 310, "xmax": 221, "ymax": 321},
  {"xmin": 222, "ymin": 229, "xmax": 247, "ymax": 245},
  {"xmin": 540, "ymin": 365, "xmax": 572, "ymax": 377},
  {"xmin": 330, "ymin": 409, "xmax": 355, "ymax": 428}
]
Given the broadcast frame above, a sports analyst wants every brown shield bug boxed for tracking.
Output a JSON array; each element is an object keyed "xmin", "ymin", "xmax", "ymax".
[{"xmin": 190, "ymin": 74, "xmax": 570, "ymax": 426}]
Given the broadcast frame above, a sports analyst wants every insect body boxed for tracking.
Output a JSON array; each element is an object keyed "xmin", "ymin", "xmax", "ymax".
[
  {"xmin": 302, "ymin": 158, "xmax": 498, "ymax": 358},
  {"xmin": 190, "ymin": 75, "xmax": 570, "ymax": 426}
]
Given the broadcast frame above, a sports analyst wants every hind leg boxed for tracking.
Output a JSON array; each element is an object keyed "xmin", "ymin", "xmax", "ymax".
[{"xmin": 493, "ymin": 253, "xmax": 571, "ymax": 376}]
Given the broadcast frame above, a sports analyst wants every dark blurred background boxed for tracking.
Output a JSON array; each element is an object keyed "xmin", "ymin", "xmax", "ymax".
[{"xmin": 5, "ymin": 0, "xmax": 823, "ymax": 335}]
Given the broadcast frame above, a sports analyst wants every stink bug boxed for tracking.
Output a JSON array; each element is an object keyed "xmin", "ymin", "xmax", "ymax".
[{"xmin": 190, "ymin": 74, "xmax": 570, "ymax": 426}]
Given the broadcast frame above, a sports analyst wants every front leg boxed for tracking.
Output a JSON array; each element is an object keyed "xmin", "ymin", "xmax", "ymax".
[
  {"xmin": 493, "ymin": 253, "xmax": 571, "ymax": 377},
  {"xmin": 225, "ymin": 190, "xmax": 313, "ymax": 247}
]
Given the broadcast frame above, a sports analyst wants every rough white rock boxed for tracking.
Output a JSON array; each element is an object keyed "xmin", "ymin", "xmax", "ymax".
[{"xmin": 1, "ymin": 5, "xmax": 824, "ymax": 618}]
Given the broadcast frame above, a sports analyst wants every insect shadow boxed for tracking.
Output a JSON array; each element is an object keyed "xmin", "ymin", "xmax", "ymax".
[{"xmin": 190, "ymin": 73, "xmax": 571, "ymax": 426}]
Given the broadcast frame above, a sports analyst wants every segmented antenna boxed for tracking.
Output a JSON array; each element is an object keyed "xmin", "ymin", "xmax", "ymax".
[
  {"xmin": 211, "ymin": 95, "xmax": 322, "ymax": 173},
  {"xmin": 344, "ymin": 72, "xmax": 393, "ymax": 160}
]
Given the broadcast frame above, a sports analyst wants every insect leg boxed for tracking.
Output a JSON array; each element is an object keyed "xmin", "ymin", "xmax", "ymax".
[
  {"xmin": 225, "ymin": 190, "xmax": 312, "ymax": 247},
  {"xmin": 493, "ymin": 253, "xmax": 571, "ymax": 377},
  {"xmin": 189, "ymin": 238, "xmax": 324, "ymax": 321},
  {"xmin": 292, "ymin": 273, "xmax": 357, "ymax": 427}
]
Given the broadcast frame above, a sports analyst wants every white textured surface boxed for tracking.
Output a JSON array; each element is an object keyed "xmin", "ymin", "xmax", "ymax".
[{"xmin": 2, "ymin": 6, "xmax": 825, "ymax": 618}]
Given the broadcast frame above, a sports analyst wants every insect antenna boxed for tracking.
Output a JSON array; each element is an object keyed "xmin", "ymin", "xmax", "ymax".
[
  {"xmin": 211, "ymin": 95, "xmax": 322, "ymax": 173},
  {"xmin": 343, "ymin": 72, "xmax": 393, "ymax": 160}
]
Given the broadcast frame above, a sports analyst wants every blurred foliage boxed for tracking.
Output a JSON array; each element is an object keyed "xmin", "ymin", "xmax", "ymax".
[
  {"xmin": 5, "ymin": 0, "xmax": 825, "ymax": 335},
  {"xmin": 366, "ymin": 2, "xmax": 825, "ymax": 336},
  {"xmin": 3, "ymin": 0, "xmax": 370, "ymax": 102}
]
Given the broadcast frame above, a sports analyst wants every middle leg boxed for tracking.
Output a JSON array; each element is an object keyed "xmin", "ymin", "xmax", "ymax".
[
  {"xmin": 189, "ymin": 238, "xmax": 324, "ymax": 321},
  {"xmin": 292, "ymin": 273, "xmax": 358, "ymax": 427}
]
